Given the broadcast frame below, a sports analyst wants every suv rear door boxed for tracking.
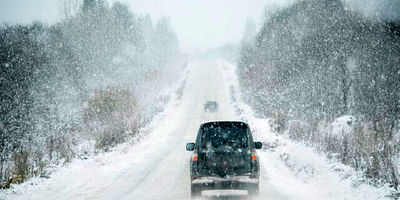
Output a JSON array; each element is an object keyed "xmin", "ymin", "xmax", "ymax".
[{"xmin": 196, "ymin": 122, "xmax": 254, "ymax": 177}]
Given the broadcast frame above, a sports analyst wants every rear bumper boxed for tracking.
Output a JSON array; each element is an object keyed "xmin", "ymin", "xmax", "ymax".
[{"xmin": 191, "ymin": 176, "xmax": 258, "ymax": 190}]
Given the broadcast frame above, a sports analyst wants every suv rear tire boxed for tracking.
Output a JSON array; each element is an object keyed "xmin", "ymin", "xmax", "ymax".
[
  {"xmin": 191, "ymin": 184, "xmax": 201, "ymax": 198},
  {"xmin": 248, "ymin": 183, "xmax": 259, "ymax": 197}
]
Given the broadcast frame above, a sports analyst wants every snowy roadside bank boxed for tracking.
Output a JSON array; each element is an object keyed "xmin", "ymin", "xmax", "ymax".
[
  {"xmin": 218, "ymin": 59, "xmax": 395, "ymax": 199},
  {"xmin": 0, "ymin": 63, "xmax": 191, "ymax": 200}
]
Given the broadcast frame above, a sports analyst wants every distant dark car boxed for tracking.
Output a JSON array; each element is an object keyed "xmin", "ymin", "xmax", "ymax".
[
  {"xmin": 186, "ymin": 121, "xmax": 262, "ymax": 198},
  {"xmin": 204, "ymin": 101, "xmax": 218, "ymax": 112}
]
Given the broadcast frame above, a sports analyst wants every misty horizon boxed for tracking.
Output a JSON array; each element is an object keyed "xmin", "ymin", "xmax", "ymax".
[{"xmin": 1, "ymin": 0, "xmax": 399, "ymax": 52}]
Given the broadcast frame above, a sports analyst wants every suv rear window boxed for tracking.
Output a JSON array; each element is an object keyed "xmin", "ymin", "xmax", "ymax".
[{"xmin": 201, "ymin": 122, "xmax": 248, "ymax": 151}]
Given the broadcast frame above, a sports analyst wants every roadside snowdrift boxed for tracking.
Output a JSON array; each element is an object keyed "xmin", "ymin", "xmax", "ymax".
[
  {"xmin": 1, "ymin": 64, "xmax": 192, "ymax": 200},
  {"xmin": 218, "ymin": 59, "xmax": 393, "ymax": 199}
]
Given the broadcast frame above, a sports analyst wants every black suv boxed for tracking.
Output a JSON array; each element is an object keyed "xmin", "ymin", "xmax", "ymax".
[{"xmin": 186, "ymin": 121, "xmax": 262, "ymax": 198}]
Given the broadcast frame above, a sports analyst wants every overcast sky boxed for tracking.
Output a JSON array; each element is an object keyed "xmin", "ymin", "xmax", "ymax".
[
  {"xmin": 0, "ymin": 0, "xmax": 294, "ymax": 52},
  {"xmin": 0, "ymin": 0, "xmax": 59, "ymax": 24},
  {"xmin": 106, "ymin": 0, "xmax": 293, "ymax": 52},
  {"xmin": 0, "ymin": 0, "xmax": 398, "ymax": 52}
]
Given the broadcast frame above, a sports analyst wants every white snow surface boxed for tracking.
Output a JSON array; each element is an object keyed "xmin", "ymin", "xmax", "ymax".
[{"xmin": 2, "ymin": 59, "xmax": 392, "ymax": 200}]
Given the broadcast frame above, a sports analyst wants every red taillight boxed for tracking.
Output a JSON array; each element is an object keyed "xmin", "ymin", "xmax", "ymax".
[
  {"xmin": 193, "ymin": 157, "xmax": 198, "ymax": 162},
  {"xmin": 251, "ymin": 155, "xmax": 257, "ymax": 161}
]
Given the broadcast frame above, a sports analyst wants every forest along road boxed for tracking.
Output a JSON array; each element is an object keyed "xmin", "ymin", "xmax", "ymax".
[
  {"xmin": 7, "ymin": 59, "xmax": 385, "ymax": 200},
  {"xmin": 9, "ymin": 60, "xmax": 244, "ymax": 200}
]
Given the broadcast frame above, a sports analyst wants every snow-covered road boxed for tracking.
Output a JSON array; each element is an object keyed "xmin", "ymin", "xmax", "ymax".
[{"xmin": 6, "ymin": 59, "xmax": 390, "ymax": 200}]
